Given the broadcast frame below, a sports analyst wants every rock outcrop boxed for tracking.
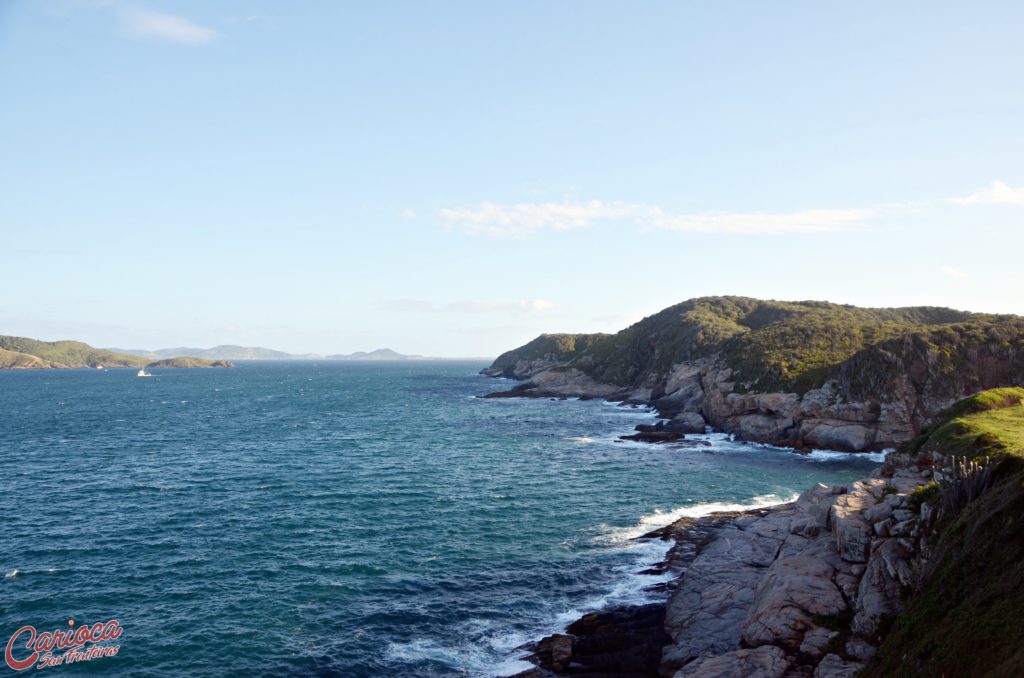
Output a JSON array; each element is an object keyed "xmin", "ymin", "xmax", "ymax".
[{"xmin": 658, "ymin": 461, "xmax": 933, "ymax": 677}]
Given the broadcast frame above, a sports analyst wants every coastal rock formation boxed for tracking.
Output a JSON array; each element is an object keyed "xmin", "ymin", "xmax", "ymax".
[
  {"xmin": 501, "ymin": 389, "xmax": 1024, "ymax": 678},
  {"xmin": 659, "ymin": 463, "xmax": 931, "ymax": 677},
  {"xmin": 508, "ymin": 459, "xmax": 935, "ymax": 678},
  {"xmin": 483, "ymin": 297, "xmax": 1024, "ymax": 451}
]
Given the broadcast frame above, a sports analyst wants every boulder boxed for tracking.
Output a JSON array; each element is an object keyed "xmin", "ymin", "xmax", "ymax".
[
  {"xmin": 674, "ymin": 645, "xmax": 790, "ymax": 678},
  {"xmin": 667, "ymin": 412, "xmax": 707, "ymax": 434},
  {"xmin": 813, "ymin": 653, "xmax": 864, "ymax": 678},
  {"xmin": 742, "ymin": 551, "xmax": 847, "ymax": 649}
]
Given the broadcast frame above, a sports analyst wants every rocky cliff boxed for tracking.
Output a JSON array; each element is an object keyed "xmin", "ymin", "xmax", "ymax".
[
  {"xmin": 483, "ymin": 297, "xmax": 1024, "ymax": 451},
  {"xmin": 510, "ymin": 388, "xmax": 1024, "ymax": 677}
]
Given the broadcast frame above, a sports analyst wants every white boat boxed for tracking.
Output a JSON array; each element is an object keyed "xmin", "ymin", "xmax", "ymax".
[{"xmin": 137, "ymin": 369, "xmax": 152, "ymax": 377}]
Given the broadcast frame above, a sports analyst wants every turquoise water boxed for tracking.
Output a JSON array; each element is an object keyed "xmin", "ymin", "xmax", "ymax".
[{"xmin": 0, "ymin": 361, "xmax": 876, "ymax": 676}]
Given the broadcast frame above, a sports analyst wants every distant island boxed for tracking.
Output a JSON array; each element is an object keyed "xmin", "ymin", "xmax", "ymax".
[
  {"xmin": 112, "ymin": 344, "xmax": 321, "ymax": 361},
  {"xmin": 144, "ymin": 357, "xmax": 234, "ymax": 369},
  {"xmin": 327, "ymin": 348, "xmax": 426, "ymax": 360},
  {"xmin": 114, "ymin": 344, "xmax": 473, "ymax": 361},
  {"xmin": 1, "ymin": 336, "xmax": 486, "ymax": 369},
  {"xmin": 1, "ymin": 335, "xmax": 148, "ymax": 369},
  {"xmin": 0, "ymin": 335, "xmax": 236, "ymax": 370}
]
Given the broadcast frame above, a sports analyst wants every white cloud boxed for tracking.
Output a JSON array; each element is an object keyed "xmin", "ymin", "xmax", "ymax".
[
  {"xmin": 379, "ymin": 299, "xmax": 557, "ymax": 314},
  {"xmin": 438, "ymin": 200, "xmax": 637, "ymax": 238},
  {"xmin": 121, "ymin": 8, "xmax": 218, "ymax": 44},
  {"xmin": 645, "ymin": 208, "xmax": 872, "ymax": 234},
  {"xmin": 438, "ymin": 200, "xmax": 872, "ymax": 237},
  {"xmin": 940, "ymin": 265, "xmax": 967, "ymax": 280},
  {"xmin": 950, "ymin": 181, "xmax": 1024, "ymax": 206},
  {"xmin": 399, "ymin": 208, "xmax": 417, "ymax": 220}
]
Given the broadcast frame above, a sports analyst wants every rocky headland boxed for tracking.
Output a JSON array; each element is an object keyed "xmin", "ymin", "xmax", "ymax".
[
  {"xmin": 507, "ymin": 387, "xmax": 1024, "ymax": 677},
  {"xmin": 483, "ymin": 297, "xmax": 1024, "ymax": 452},
  {"xmin": 489, "ymin": 298, "xmax": 1024, "ymax": 676}
]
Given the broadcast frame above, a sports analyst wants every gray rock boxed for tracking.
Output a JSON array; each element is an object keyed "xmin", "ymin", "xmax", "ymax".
[
  {"xmin": 813, "ymin": 654, "xmax": 865, "ymax": 678},
  {"xmin": 845, "ymin": 638, "xmax": 877, "ymax": 661},
  {"xmin": 800, "ymin": 625, "xmax": 839, "ymax": 660},
  {"xmin": 668, "ymin": 412, "xmax": 707, "ymax": 434},
  {"xmin": 852, "ymin": 540, "xmax": 905, "ymax": 639},
  {"xmin": 742, "ymin": 549, "xmax": 847, "ymax": 650},
  {"xmin": 674, "ymin": 645, "xmax": 791, "ymax": 678}
]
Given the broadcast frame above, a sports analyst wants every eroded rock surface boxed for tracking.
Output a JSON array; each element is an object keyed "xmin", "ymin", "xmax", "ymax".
[{"xmin": 658, "ymin": 464, "xmax": 932, "ymax": 677}]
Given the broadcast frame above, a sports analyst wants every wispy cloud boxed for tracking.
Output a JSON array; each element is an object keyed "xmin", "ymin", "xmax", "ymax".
[
  {"xmin": 438, "ymin": 200, "xmax": 636, "ymax": 238},
  {"xmin": 438, "ymin": 200, "xmax": 873, "ymax": 238},
  {"xmin": 950, "ymin": 181, "xmax": 1024, "ymax": 206},
  {"xmin": 379, "ymin": 299, "xmax": 557, "ymax": 314},
  {"xmin": 121, "ymin": 8, "xmax": 217, "ymax": 44},
  {"xmin": 644, "ymin": 207, "xmax": 872, "ymax": 234},
  {"xmin": 940, "ymin": 265, "xmax": 968, "ymax": 280}
]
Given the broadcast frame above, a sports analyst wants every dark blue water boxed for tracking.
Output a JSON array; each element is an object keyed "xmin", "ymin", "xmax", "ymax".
[{"xmin": 0, "ymin": 362, "xmax": 877, "ymax": 676}]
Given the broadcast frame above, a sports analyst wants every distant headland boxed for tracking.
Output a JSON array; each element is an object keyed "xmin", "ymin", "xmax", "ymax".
[{"xmin": 0, "ymin": 335, "xmax": 484, "ymax": 369}]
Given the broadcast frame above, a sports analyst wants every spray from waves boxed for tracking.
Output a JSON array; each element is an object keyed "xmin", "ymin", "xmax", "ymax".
[
  {"xmin": 806, "ymin": 448, "xmax": 890, "ymax": 463},
  {"xmin": 388, "ymin": 494, "xmax": 797, "ymax": 677},
  {"xmin": 4, "ymin": 567, "xmax": 59, "ymax": 580},
  {"xmin": 682, "ymin": 432, "xmax": 891, "ymax": 464},
  {"xmin": 384, "ymin": 630, "xmax": 535, "ymax": 678},
  {"xmin": 596, "ymin": 493, "xmax": 797, "ymax": 545}
]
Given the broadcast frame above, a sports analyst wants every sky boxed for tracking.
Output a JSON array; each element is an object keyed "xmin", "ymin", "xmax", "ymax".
[{"xmin": 2, "ymin": 1, "xmax": 1023, "ymax": 357}]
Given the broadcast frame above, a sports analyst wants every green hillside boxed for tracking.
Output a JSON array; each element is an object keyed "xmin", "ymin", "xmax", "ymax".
[
  {"xmin": 866, "ymin": 388, "xmax": 1024, "ymax": 677},
  {"xmin": 0, "ymin": 335, "xmax": 147, "ymax": 368},
  {"xmin": 490, "ymin": 296, "xmax": 1024, "ymax": 394}
]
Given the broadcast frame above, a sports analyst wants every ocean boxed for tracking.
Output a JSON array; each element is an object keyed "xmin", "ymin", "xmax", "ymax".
[{"xmin": 0, "ymin": 361, "xmax": 878, "ymax": 676}]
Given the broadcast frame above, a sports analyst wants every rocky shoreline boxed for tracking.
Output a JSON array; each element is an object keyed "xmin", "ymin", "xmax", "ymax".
[{"xmin": 505, "ymin": 452, "xmax": 933, "ymax": 677}]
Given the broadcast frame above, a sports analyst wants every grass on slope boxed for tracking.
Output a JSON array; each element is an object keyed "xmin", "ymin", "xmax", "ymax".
[
  {"xmin": 865, "ymin": 388, "xmax": 1024, "ymax": 677},
  {"xmin": 0, "ymin": 347, "xmax": 48, "ymax": 369},
  {"xmin": 901, "ymin": 387, "xmax": 1024, "ymax": 460},
  {"xmin": 0, "ymin": 335, "xmax": 147, "ymax": 368}
]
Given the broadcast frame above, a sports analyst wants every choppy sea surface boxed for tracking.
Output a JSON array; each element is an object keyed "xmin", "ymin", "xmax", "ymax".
[{"xmin": 0, "ymin": 361, "xmax": 878, "ymax": 676}]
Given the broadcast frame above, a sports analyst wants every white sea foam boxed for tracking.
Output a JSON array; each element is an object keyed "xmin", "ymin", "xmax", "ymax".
[
  {"xmin": 806, "ymin": 448, "xmax": 891, "ymax": 463},
  {"xmin": 5, "ymin": 569, "xmax": 19, "ymax": 579},
  {"xmin": 597, "ymin": 493, "xmax": 796, "ymax": 545},
  {"xmin": 384, "ymin": 635, "xmax": 533, "ymax": 677}
]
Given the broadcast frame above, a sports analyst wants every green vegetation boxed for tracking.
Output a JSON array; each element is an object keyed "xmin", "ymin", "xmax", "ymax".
[
  {"xmin": 900, "ymin": 387, "xmax": 1024, "ymax": 460},
  {"xmin": 906, "ymin": 480, "xmax": 939, "ymax": 510},
  {"xmin": 489, "ymin": 296, "xmax": 1024, "ymax": 394},
  {"xmin": 0, "ymin": 335, "xmax": 147, "ymax": 368},
  {"xmin": 865, "ymin": 389, "xmax": 1024, "ymax": 677},
  {"xmin": 486, "ymin": 332, "xmax": 608, "ymax": 376},
  {"xmin": 0, "ymin": 335, "xmax": 238, "ymax": 370},
  {"xmin": 0, "ymin": 347, "xmax": 48, "ymax": 369}
]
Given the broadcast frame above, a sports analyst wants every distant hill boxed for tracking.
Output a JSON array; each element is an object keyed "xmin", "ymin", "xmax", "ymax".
[
  {"xmin": 327, "ymin": 348, "xmax": 426, "ymax": 360},
  {"xmin": 145, "ymin": 357, "xmax": 235, "ymax": 369},
  {"xmin": 113, "ymin": 345, "xmax": 323, "ymax": 361},
  {"xmin": 0, "ymin": 335, "xmax": 147, "ymax": 369}
]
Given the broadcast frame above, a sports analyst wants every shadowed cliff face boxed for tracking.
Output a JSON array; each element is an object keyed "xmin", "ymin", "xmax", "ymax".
[{"xmin": 483, "ymin": 297, "xmax": 1024, "ymax": 451}]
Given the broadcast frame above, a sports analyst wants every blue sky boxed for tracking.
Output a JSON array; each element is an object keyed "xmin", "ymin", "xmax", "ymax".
[{"xmin": 2, "ymin": 1, "xmax": 1023, "ymax": 356}]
